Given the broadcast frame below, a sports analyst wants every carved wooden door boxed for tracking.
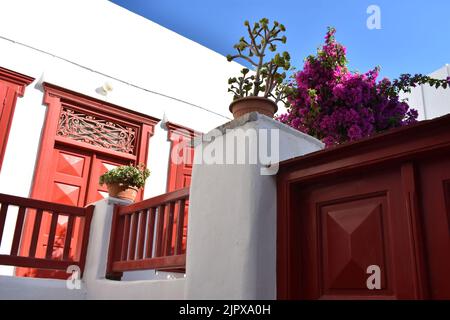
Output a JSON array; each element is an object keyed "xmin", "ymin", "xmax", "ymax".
[{"xmin": 17, "ymin": 146, "xmax": 129, "ymax": 278}]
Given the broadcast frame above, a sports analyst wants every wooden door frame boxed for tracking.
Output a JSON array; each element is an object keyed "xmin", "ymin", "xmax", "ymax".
[
  {"xmin": 0, "ymin": 67, "xmax": 34, "ymax": 171},
  {"xmin": 277, "ymin": 114, "xmax": 450, "ymax": 299},
  {"xmin": 30, "ymin": 82, "xmax": 159, "ymax": 202}
]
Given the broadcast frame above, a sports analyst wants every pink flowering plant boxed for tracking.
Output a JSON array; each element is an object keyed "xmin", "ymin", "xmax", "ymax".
[{"xmin": 278, "ymin": 27, "xmax": 450, "ymax": 147}]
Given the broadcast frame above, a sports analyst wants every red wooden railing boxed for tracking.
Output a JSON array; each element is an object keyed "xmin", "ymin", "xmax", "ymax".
[
  {"xmin": 0, "ymin": 193, "xmax": 94, "ymax": 275},
  {"xmin": 107, "ymin": 188, "xmax": 189, "ymax": 279}
]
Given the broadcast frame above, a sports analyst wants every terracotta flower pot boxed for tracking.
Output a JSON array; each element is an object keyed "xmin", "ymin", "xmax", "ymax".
[
  {"xmin": 229, "ymin": 96, "xmax": 278, "ymax": 119},
  {"xmin": 106, "ymin": 183, "xmax": 139, "ymax": 202}
]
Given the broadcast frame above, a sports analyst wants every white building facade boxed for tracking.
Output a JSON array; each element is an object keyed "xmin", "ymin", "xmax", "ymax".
[
  {"xmin": 400, "ymin": 64, "xmax": 450, "ymax": 120},
  {"xmin": 0, "ymin": 0, "xmax": 244, "ymax": 276}
]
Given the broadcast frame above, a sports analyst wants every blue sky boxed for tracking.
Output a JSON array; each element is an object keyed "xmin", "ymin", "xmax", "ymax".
[{"xmin": 110, "ymin": 0, "xmax": 450, "ymax": 80}]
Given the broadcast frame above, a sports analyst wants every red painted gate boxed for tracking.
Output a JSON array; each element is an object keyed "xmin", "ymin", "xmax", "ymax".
[{"xmin": 277, "ymin": 114, "xmax": 450, "ymax": 299}]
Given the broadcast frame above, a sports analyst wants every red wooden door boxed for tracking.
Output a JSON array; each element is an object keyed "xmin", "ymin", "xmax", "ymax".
[
  {"xmin": 18, "ymin": 146, "xmax": 129, "ymax": 278},
  {"xmin": 49, "ymin": 146, "xmax": 92, "ymax": 206},
  {"xmin": 277, "ymin": 115, "xmax": 450, "ymax": 300},
  {"xmin": 293, "ymin": 168, "xmax": 419, "ymax": 299},
  {"xmin": 0, "ymin": 82, "xmax": 24, "ymax": 170},
  {"xmin": 18, "ymin": 84, "xmax": 157, "ymax": 278},
  {"xmin": 0, "ymin": 82, "xmax": 17, "ymax": 154},
  {"xmin": 0, "ymin": 67, "xmax": 33, "ymax": 171},
  {"xmin": 17, "ymin": 146, "xmax": 90, "ymax": 277},
  {"xmin": 42, "ymin": 147, "xmax": 129, "ymax": 256}
]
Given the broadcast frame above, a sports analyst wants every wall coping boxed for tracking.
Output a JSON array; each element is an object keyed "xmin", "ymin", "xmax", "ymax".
[{"xmin": 193, "ymin": 112, "xmax": 324, "ymax": 148}]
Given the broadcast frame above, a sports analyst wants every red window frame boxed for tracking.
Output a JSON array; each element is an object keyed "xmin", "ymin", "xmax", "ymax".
[{"xmin": 0, "ymin": 67, "xmax": 34, "ymax": 171}]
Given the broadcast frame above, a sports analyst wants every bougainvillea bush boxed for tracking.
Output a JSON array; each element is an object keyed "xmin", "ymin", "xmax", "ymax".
[{"xmin": 278, "ymin": 27, "xmax": 450, "ymax": 147}]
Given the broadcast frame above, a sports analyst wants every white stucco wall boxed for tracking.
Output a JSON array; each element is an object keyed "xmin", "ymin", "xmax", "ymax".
[
  {"xmin": 400, "ymin": 64, "xmax": 450, "ymax": 120},
  {"xmin": 185, "ymin": 113, "xmax": 324, "ymax": 299},
  {"xmin": 0, "ymin": 276, "xmax": 86, "ymax": 300},
  {"xmin": 0, "ymin": 0, "xmax": 243, "ymax": 125},
  {"xmin": 0, "ymin": 0, "xmax": 245, "ymax": 198}
]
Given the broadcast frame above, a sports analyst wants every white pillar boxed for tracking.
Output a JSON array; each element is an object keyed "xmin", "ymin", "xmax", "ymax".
[
  {"xmin": 185, "ymin": 113, "xmax": 324, "ymax": 299},
  {"xmin": 83, "ymin": 197, "xmax": 132, "ymax": 283}
]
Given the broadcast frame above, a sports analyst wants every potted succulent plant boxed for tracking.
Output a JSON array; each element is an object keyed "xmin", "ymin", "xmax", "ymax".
[
  {"xmin": 227, "ymin": 18, "xmax": 293, "ymax": 119},
  {"xmin": 99, "ymin": 164, "xmax": 150, "ymax": 202}
]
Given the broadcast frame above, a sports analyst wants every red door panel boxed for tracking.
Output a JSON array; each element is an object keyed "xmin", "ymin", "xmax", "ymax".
[
  {"xmin": 19, "ymin": 146, "xmax": 133, "ymax": 278},
  {"xmin": 17, "ymin": 147, "xmax": 92, "ymax": 277},
  {"xmin": 320, "ymin": 196, "xmax": 388, "ymax": 292},
  {"xmin": 50, "ymin": 147, "xmax": 92, "ymax": 206},
  {"xmin": 295, "ymin": 168, "xmax": 418, "ymax": 299}
]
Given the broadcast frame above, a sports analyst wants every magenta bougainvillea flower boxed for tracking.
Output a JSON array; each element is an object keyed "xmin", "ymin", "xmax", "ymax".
[{"xmin": 278, "ymin": 27, "xmax": 421, "ymax": 147}]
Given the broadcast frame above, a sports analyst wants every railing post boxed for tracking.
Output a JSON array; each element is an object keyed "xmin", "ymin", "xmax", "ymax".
[
  {"xmin": 0, "ymin": 203, "xmax": 9, "ymax": 246},
  {"xmin": 79, "ymin": 205, "xmax": 95, "ymax": 277},
  {"xmin": 106, "ymin": 204, "xmax": 124, "ymax": 280}
]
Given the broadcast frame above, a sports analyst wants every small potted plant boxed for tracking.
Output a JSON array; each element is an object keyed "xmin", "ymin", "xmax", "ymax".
[
  {"xmin": 99, "ymin": 164, "xmax": 150, "ymax": 202},
  {"xmin": 226, "ymin": 18, "xmax": 293, "ymax": 119}
]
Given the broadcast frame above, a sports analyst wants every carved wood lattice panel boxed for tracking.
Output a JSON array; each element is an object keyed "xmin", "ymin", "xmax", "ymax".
[{"xmin": 56, "ymin": 107, "xmax": 136, "ymax": 154}]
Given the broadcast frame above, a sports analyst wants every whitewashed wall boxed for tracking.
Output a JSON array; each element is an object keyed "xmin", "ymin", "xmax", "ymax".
[
  {"xmin": 0, "ymin": 0, "xmax": 245, "ymax": 194},
  {"xmin": 400, "ymin": 65, "xmax": 450, "ymax": 120},
  {"xmin": 186, "ymin": 113, "xmax": 324, "ymax": 299},
  {"xmin": 0, "ymin": 0, "xmax": 244, "ymax": 275}
]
